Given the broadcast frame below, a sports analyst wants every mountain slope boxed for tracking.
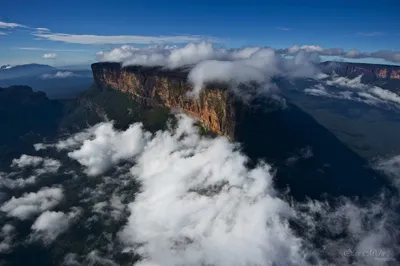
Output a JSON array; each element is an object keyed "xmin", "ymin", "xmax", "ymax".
[{"xmin": 0, "ymin": 86, "xmax": 63, "ymax": 168}]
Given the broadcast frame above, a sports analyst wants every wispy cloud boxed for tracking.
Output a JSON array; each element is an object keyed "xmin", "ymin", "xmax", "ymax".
[
  {"xmin": 35, "ymin": 28, "xmax": 50, "ymax": 32},
  {"xmin": 0, "ymin": 21, "xmax": 27, "ymax": 29},
  {"xmin": 276, "ymin": 27, "xmax": 291, "ymax": 31},
  {"xmin": 32, "ymin": 32, "xmax": 221, "ymax": 45},
  {"xmin": 356, "ymin": 32, "xmax": 385, "ymax": 37},
  {"xmin": 42, "ymin": 53, "xmax": 57, "ymax": 59},
  {"xmin": 15, "ymin": 47, "xmax": 86, "ymax": 52},
  {"xmin": 0, "ymin": 32, "xmax": 7, "ymax": 35},
  {"xmin": 40, "ymin": 71, "xmax": 77, "ymax": 79},
  {"xmin": 278, "ymin": 44, "xmax": 400, "ymax": 63}
]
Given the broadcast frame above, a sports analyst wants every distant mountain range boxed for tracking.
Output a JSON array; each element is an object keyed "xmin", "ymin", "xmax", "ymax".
[
  {"xmin": 0, "ymin": 64, "xmax": 56, "ymax": 79},
  {"xmin": 321, "ymin": 61, "xmax": 400, "ymax": 80},
  {"xmin": 0, "ymin": 64, "xmax": 13, "ymax": 70},
  {"xmin": 321, "ymin": 61, "xmax": 400, "ymax": 90},
  {"xmin": 0, "ymin": 63, "xmax": 93, "ymax": 99}
]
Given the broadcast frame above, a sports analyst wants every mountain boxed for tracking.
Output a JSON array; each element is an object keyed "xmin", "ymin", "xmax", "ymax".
[
  {"xmin": 0, "ymin": 64, "xmax": 13, "ymax": 70},
  {"xmin": 321, "ymin": 61, "xmax": 400, "ymax": 80},
  {"xmin": 0, "ymin": 86, "xmax": 63, "ymax": 168},
  {"xmin": 0, "ymin": 61, "xmax": 395, "ymax": 199},
  {"xmin": 321, "ymin": 61, "xmax": 400, "ymax": 90},
  {"xmin": 91, "ymin": 62, "xmax": 236, "ymax": 138},
  {"xmin": 88, "ymin": 62, "xmax": 391, "ymax": 200},
  {"xmin": 277, "ymin": 61, "xmax": 400, "ymax": 159},
  {"xmin": 0, "ymin": 64, "xmax": 56, "ymax": 79},
  {"xmin": 0, "ymin": 64, "xmax": 93, "ymax": 99}
]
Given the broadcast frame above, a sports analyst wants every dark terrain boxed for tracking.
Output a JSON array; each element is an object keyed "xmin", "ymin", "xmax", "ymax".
[{"xmin": 0, "ymin": 61, "xmax": 399, "ymax": 265}]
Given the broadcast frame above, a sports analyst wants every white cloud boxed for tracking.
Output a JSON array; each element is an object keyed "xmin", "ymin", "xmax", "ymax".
[
  {"xmin": 20, "ymin": 113, "xmax": 400, "ymax": 265},
  {"xmin": 68, "ymin": 122, "xmax": 150, "ymax": 176},
  {"xmin": 357, "ymin": 32, "xmax": 385, "ymax": 36},
  {"xmin": 1, "ymin": 187, "xmax": 63, "ymax": 220},
  {"xmin": 31, "ymin": 208, "xmax": 81, "ymax": 243},
  {"xmin": 117, "ymin": 114, "xmax": 306, "ymax": 266},
  {"xmin": 304, "ymin": 75, "xmax": 400, "ymax": 108},
  {"xmin": 0, "ymin": 21, "xmax": 27, "ymax": 29},
  {"xmin": 0, "ymin": 224, "xmax": 15, "ymax": 253},
  {"xmin": 188, "ymin": 48, "xmax": 320, "ymax": 97},
  {"xmin": 0, "ymin": 173, "xmax": 37, "ymax": 189},
  {"xmin": 326, "ymin": 75, "xmax": 368, "ymax": 89},
  {"xmin": 93, "ymin": 194, "xmax": 125, "ymax": 221},
  {"xmin": 11, "ymin": 154, "xmax": 61, "ymax": 174},
  {"xmin": 281, "ymin": 45, "xmax": 328, "ymax": 55},
  {"xmin": 99, "ymin": 43, "xmax": 321, "ymax": 97},
  {"xmin": 12, "ymin": 154, "xmax": 43, "ymax": 168},
  {"xmin": 296, "ymin": 197, "xmax": 399, "ymax": 266},
  {"xmin": 35, "ymin": 27, "xmax": 49, "ymax": 31},
  {"xmin": 300, "ymin": 45, "xmax": 324, "ymax": 53},
  {"xmin": 17, "ymin": 47, "xmax": 86, "ymax": 52},
  {"xmin": 42, "ymin": 53, "xmax": 57, "ymax": 59},
  {"xmin": 40, "ymin": 71, "xmax": 77, "ymax": 79},
  {"xmin": 287, "ymin": 45, "xmax": 300, "ymax": 54},
  {"xmin": 35, "ymin": 158, "xmax": 61, "ymax": 175},
  {"xmin": 99, "ymin": 42, "xmax": 228, "ymax": 67},
  {"xmin": 35, "ymin": 124, "xmax": 102, "ymax": 151},
  {"xmin": 0, "ymin": 32, "xmax": 7, "ymax": 35},
  {"xmin": 1, "ymin": 155, "xmax": 60, "ymax": 189},
  {"xmin": 368, "ymin": 87, "xmax": 400, "ymax": 105},
  {"xmin": 33, "ymin": 32, "xmax": 219, "ymax": 45},
  {"xmin": 63, "ymin": 253, "xmax": 82, "ymax": 266},
  {"xmin": 370, "ymin": 50, "xmax": 400, "ymax": 63},
  {"xmin": 85, "ymin": 250, "xmax": 118, "ymax": 266},
  {"xmin": 344, "ymin": 49, "xmax": 362, "ymax": 58},
  {"xmin": 374, "ymin": 155, "xmax": 400, "ymax": 189}
]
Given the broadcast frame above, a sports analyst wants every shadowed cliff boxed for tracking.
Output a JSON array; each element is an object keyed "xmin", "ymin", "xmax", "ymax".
[{"xmin": 0, "ymin": 86, "xmax": 63, "ymax": 168}]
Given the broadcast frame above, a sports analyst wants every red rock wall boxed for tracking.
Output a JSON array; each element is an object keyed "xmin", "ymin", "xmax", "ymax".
[{"xmin": 91, "ymin": 63, "xmax": 237, "ymax": 139}]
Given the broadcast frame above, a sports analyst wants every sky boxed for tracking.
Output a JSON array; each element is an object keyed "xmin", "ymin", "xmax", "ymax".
[{"xmin": 0, "ymin": 0, "xmax": 399, "ymax": 66}]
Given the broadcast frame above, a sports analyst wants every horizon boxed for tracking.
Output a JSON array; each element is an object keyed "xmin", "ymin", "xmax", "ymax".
[
  {"xmin": 2, "ymin": 56, "xmax": 400, "ymax": 70},
  {"xmin": 1, "ymin": 0, "xmax": 399, "ymax": 67}
]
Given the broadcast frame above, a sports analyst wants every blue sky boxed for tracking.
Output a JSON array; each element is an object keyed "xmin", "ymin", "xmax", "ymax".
[{"xmin": 1, "ymin": 0, "xmax": 399, "ymax": 66}]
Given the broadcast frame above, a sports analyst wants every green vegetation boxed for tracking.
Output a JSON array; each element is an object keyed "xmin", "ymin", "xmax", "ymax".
[
  {"xmin": 60, "ymin": 86, "xmax": 171, "ymax": 133},
  {"xmin": 194, "ymin": 120, "xmax": 217, "ymax": 138}
]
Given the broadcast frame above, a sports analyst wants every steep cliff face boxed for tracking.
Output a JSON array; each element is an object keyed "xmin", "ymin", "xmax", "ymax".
[
  {"xmin": 92, "ymin": 62, "xmax": 237, "ymax": 138},
  {"xmin": 321, "ymin": 61, "xmax": 400, "ymax": 81}
]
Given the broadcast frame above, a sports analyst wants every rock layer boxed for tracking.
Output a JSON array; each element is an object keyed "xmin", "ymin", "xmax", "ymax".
[
  {"xmin": 321, "ymin": 61, "xmax": 400, "ymax": 80},
  {"xmin": 92, "ymin": 63, "xmax": 237, "ymax": 139}
]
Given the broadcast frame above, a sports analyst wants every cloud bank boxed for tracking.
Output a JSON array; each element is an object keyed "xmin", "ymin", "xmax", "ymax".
[
  {"xmin": 97, "ymin": 42, "xmax": 399, "ymax": 98},
  {"xmin": 36, "ymin": 114, "xmax": 396, "ymax": 266},
  {"xmin": 98, "ymin": 42, "xmax": 322, "ymax": 97},
  {"xmin": 0, "ymin": 113, "xmax": 398, "ymax": 264},
  {"xmin": 117, "ymin": 115, "xmax": 305, "ymax": 266}
]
